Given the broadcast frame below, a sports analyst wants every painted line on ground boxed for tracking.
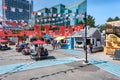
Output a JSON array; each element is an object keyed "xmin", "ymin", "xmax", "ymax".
[
  {"xmin": 0, "ymin": 57, "xmax": 81, "ymax": 75},
  {"xmin": 89, "ymin": 59, "xmax": 120, "ymax": 77}
]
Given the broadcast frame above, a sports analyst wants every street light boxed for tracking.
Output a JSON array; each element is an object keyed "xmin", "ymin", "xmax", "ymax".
[{"xmin": 84, "ymin": 12, "xmax": 88, "ymax": 63}]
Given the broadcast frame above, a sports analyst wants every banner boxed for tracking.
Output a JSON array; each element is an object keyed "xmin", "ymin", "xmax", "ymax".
[
  {"xmin": 54, "ymin": 30, "xmax": 59, "ymax": 36},
  {"xmin": 68, "ymin": 26, "xmax": 73, "ymax": 34},
  {"xmin": 34, "ymin": 24, "xmax": 41, "ymax": 37},
  {"xmin": 45, "ymin": 25, "xmax": 50, "ymax": 34},
  {"xmin": 59, "ymin": 26, "xmax": 65, "ymax": 36}
]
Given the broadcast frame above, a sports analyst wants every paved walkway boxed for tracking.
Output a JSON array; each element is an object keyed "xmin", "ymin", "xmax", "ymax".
[
  {"xmin": 0, "ymin": 46, "xmax": 120, "ymax": 79},
  {"xmin": 64, "ymin": 49, "xmax": 120, "ymax": 78}
]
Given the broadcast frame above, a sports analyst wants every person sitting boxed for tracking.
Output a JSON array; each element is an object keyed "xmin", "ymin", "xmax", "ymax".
[
  {"xmin": 40, "ymin": 47, "xmax": 45, "ymax": 56},
  {"xmin": 16, "ymin": 43, "xmax": 19, "ymax": 47},
  {"xmin": 44, "ymin": 48, "xmax": 48, "ymax": 56},
  {"xmin": 20, "ymin": 43, "xmax": 25, "ymax": 50},
  {"xmin": 0, "ymin": 44, "xmax": 2, "ymax": 49},
  {"xmin": 5, "ymin": 44, "xmax": 8, "ymax": 48},
  {"xmin": 36, "ymin": 47, "xmax": 41, "ymax": 58}
]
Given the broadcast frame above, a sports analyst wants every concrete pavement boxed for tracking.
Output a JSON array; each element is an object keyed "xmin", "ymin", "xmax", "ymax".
[{"xmin": 0, "ymin": 44, "xmax": 120, "ymax": 80}]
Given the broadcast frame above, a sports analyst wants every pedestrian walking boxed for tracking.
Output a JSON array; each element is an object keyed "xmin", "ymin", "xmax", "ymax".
[{"xmin": 89, "ymin": 43, "xmax": 93, "ymax": 53}]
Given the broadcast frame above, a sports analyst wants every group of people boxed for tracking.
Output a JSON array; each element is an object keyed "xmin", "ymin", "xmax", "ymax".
[
  {"xmin": 36, "ymin": 46, "xmax": 48, "ymax": 58},
  {"xmin": 51, "ymin": 40, "xmax": 61, "ymax": 50},
  {"xmin": 16, "ymin": 41, "xmax": 49, "ymax": 58},
  {"xmin": 16, "ymin": 42, "xmax": 29, "ymax": 52}
]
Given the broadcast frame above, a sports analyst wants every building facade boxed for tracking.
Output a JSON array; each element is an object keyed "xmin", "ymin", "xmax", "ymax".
[
  {"xmin": 1, "ymin": 0, "xmax": 33, "ymax": 23},
  {"xmin": 106, "ymin": 21, "xmax": 120, "ymax": 27},
  {"xmin": 105, "ymin": 21, "xmax": 120, "ymax": 36},
  {"xmin": 35, "ymin": 0, "xmax": 86, "ymax": 26}
]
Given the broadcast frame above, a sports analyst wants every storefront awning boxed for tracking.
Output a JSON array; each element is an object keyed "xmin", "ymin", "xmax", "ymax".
[{"xmin": 54, "ymin": 36, "xmax": 65, "ymax": 40}]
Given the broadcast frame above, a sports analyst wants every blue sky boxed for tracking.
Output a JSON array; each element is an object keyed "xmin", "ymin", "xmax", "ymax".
[{"xmin": 87, "ymin": 0, "xmax": 120, "ymax": 25}]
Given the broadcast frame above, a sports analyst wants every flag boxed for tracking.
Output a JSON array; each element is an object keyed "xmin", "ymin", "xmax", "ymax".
[
  {"xmin": 68, "ymin": 17, "xmax": 71, "ymax": 21},
  {"xmin": 52, "ymin": 25, "xmax": 56, "ymax": 28},
  {"xmin": 70, "ymin": 13, "xmax": 75, "ymax": 17},
  {"xmin": 11, "ymin": 7, "xmax": 15, "ymax": 12},
  {"xmin": 45, "ymin": 25, "xmax": 50, "ymax": 34},
  {"xmin": 76, "ymin": 14, "xmax": 80, "ymax": 18},
  {"xmin": 52, "ymin": 18, "xmax": 55, "ymax": 21},
  {"xmin": 37, "ymin": 19, "xmax": 39, "ymax": 22},
  {"xmin": 65, "ymin": 14, "xmax": 69, "ymax": 18},
  {"xmin": 53, "ymin": 13, "xmax": 57, "ymax": 17},
  {"xmin": 48, "ymin": 18, "xmax": 51, "ymax": 21},
  {"xmin": 41, "ymin": 19, "xmax": 43, "ymax": 22},
  {"xmin": 80, "ymin": 24, "xmax": 85, "ymax": 29},
  {"xmin": 34, "ymin": 24, "xmax": 41, "ymax": 37},
  {"xmin": 44, "ymin": 19, "xmax": 47, "ymax": 22},
  {"xmin": 43, "ymin": 13, "xmax": 47, "ymax": 16},
  {"xmin": 74, "ymin": 26, "xmax": 81, "ymax": 32},
  {"xmin": 37, "ymin": 12, "xmax": 42, "ymax": 15},
  {"xmin": 21, "ymin": 23, "xmax": 28, "ymax": 27},
  {"xmin": 68, "ymin": 26, "xmax": 73, "ymax": 34},
  {"xmin": 18, "ymin": 8, "xmax": 23, "ymax": 12},
  {"xmin": 49, "ymin": 13, "xmax": 52, "ymax": 17},
  {"xmin": 54, "ymin": 30, "xmax": 59, "ymax": 36},
  {"xmin": 64, "ymin": 32, "xmax": 69, "ymax": 37},
  {"xmin": 2, "ymin": 5, "xmax": 7, "ymax": 10},
  {"xmin": 59, "ymin": 26, "xmax": 65, "ymax": 36},
  {"xmin": 32, "ymin": 11, "xmax": 37, "ymax": 15},
  {"xmin": 58, "ymin": 14, "xmax": 61, "ymax": 17}
]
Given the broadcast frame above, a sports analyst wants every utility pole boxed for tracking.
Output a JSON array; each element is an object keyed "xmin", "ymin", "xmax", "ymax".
[{"xmin": 84, "ymin": 12, "xmax": 88, "ymax": 63}]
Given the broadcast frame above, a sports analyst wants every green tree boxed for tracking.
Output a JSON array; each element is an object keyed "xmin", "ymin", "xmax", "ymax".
[
  {"xmin": 87, "ymin": 15, "xmax": 95, "ymax": 27},
  {"xmin": 40, "ymin": 25, "xmax": 44, "ymax": 31},
  {"xmin": 22, "ymin": 34, "xmax": 28, "ymax": 41},
  {"xmin": 107, "ymin": 17, "xmax": 113, "ymax": 22},
  {"xmin": 114, "ymin": 16, "xmax": 120, "ymax": 21},
  {"xmin": 98, "ymin": 25, "xmax": 106, "ymax": 32},
  {"xmin": 76, "ymin": 21, "xmax": 84, "ymax": 25}
]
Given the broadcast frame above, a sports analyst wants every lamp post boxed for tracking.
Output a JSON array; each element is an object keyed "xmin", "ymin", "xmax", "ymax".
[{"xmin": 84, "ymin": 12, "xmax": 88, "ymax": 63}]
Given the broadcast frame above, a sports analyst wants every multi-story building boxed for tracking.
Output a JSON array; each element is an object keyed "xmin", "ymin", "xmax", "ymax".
[
  {"xmin": 1, "ymin": 0, "xmax": 33, "ymax": 23},
  {"xmin": 35, "ymin": 0, "xmax": 86, "ymax": 26}
]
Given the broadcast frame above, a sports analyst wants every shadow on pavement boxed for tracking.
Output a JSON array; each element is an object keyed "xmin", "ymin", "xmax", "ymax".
[{"xmin": 46, "ymin": 56, "xmax": 56, "ymax": 60}]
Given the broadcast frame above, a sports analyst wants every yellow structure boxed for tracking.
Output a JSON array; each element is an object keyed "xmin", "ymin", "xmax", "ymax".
[
  {"xmin": 54, "ymin": 36, "xmax": 66, "ymax": 40},
  {"xmin": 104, "ymin": 34, "xmax": 120, "ymax": 55}
]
